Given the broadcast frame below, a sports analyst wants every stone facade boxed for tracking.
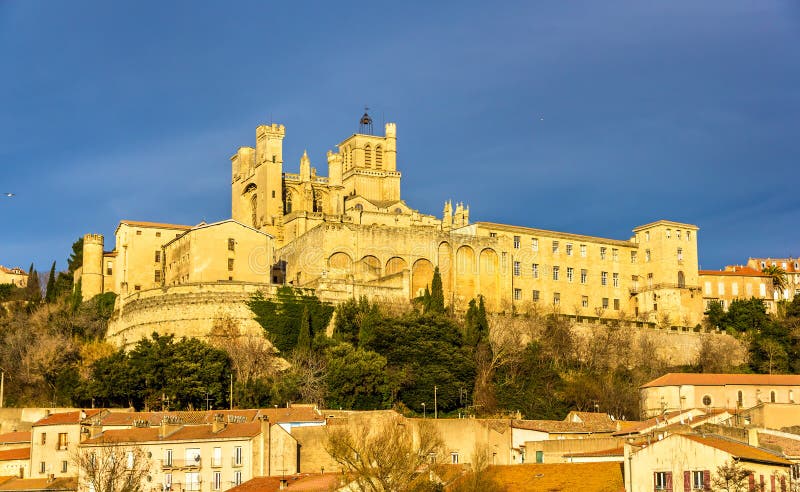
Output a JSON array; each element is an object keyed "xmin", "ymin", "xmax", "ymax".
[
  {"xmin": 0, "ymin": 265, "xmax": 27, "ymax": 288},
  {"xmin": 76, "ymin": 114, "xmax": 713, "ymax": 345}
]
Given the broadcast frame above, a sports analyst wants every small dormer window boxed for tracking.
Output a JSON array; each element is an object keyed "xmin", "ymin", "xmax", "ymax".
[
  {"xmin": 355, "ymin": 203, "xmax": 363, "ymax": 211},
  {"xmin": 395, "ymin": 208, "xmax": 402, "ymax": 214}
]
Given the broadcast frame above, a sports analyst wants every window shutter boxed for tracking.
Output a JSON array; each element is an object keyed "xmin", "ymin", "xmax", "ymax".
[
  {"xmin": 703, "ymin": 470, "xmax": 710, "ymax": 490},
  {"xmin": 683, "ymin": 471, "xmax": 690, "ymax": 492},
  {"xmin": 780, "ymin": 475, "xmax": 786, "ymax": 492},
  {"xmin": 749, "ymin": 473, "xmax": 755, "ymax": 491},
  {"xmin": 771, "ymin": 475, "xmax": 776, "ymax": 492},
  {"xmin": 666, "ymin": 472, "xmax": 673, "ymax": 492},
  {"xmin": 654, "ymin": 472, "xmax": 659, "ymax": 492}
]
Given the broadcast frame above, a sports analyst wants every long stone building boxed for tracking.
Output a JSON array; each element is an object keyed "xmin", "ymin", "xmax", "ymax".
[{"xmin": 75, "ymin": 113, "xmax": 706, "ymax": 345}]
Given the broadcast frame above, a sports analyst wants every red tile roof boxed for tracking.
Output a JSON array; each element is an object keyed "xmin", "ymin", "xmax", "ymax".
[
  {"xmin": 33, "ymin": 409, "xmax": 103, "ymax": 426},
  {"xmin": 683, "ymin": 434, "xmax": 792, "ymax": 465},
  {"xmin": 0, "ymin": 432, "xmax": 30, "ymax": 444},
  {"xmin": 0, "ymin": 266, "xmax": 26, "ymax": 276},
  {"xmin": 82, "ymin": 421, "xmax": 264, "ymax": 445},
  {"xmin": 748, "ymin": 258, "xmax": 800, "ymax": 274},
  {"xmin": 118, "ymin": 220, "xmax": 192, "ymax": 230},
  {"xmin": 563, "ymin": 446, "xmax": 624, "ymax": 458},
  {"xmin": 226, "ymin": 474, "xmax": 341, "ymax": 492},
  {"xmin": 0, "ymin": 448, "xmax": 29, "ymax": 461},
  {"xmin": 699, "ymin": 267, "xmax": 769, "ymax": 278},
  {"xmin": 478, "ymin": 463, "xmax": 625, "ymax": 492},
  {"xmin": 642, "ymin": 373, "xmax": 800, "ymax": 388},
  {"xmin": 758, "ymin": 433, "xmax": 800, "ymax": 458},
  {"xmin": 0, "ymin": 477, "xmax": 77, "ymax": 491}
]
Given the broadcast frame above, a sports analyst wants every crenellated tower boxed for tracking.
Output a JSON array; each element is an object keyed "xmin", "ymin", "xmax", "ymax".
[{"xmin": 81, "ymin": 233, "xmax": 104, "ymax": 301}]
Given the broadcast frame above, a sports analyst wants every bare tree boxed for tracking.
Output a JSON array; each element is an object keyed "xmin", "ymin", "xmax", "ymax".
[
  {"xmin": 449, "ymin": 444, "xmax": 504, "ymax": 492},
  {"xmin": 74, "ymin": 440, "xmax": 150, "ymax": 492},
  {"xmin": 208, "ymin": 314, "xmax": 284, "ymax": 384},
  {"xmin": 324, "ymin": 416, "xmax": 444, "ymax": 492},
  {"xmin": 711, "ymin": 459, "xmax": 755, "ymax": 492}
]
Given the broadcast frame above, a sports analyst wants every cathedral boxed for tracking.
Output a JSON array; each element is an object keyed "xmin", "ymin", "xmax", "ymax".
[{"xmin": 75, "ymin": 113, "xmax": 704, "ymax": 345}]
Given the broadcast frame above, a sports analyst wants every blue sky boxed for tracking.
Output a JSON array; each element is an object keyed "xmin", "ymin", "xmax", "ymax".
[{"xmin": 1, "ymin": 1, "xmax": 798, "ymax": 272}]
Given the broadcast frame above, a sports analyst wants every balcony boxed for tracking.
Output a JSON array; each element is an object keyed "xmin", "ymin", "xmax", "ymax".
[
  {"xmin": 629, "ymin": 283, "xmax": 700, "ymax": 295},
  {"xmin": 161, "ymin": 458, "xmax": 201, "ymax": 470},
  {"xmin": 210, "ymin": 457, "xmax": 222, "ymax": 468},
  {"xmin": 232, "ymin": 457, "xmax": 244, "ymax": 468}
]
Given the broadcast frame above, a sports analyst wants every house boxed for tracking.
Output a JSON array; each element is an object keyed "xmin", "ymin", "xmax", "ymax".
[
  {"xmin": 0, "ymin": 476, "xmax": 77, "ymax": 492},
  {"xmin": 640, "ymin": 373, "xmax": 800, "ymax": 418},
  {"xmin": 625, "ymin": 433, "xmax": 793, "ymax": 492},
  {"xmin": 512, "ymin": 412, "xmax": 620, "ymax": 463},
  {"xmin": 29, "ymin": 410, "xmax": 102, "ymax": 479},
  {"xmin": 451, "ymin": 462, "xmax": 625, "ymax": 492}
]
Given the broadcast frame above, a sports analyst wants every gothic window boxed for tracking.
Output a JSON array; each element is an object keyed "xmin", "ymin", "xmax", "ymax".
[
  {"xmin": 375, "ymin": 145, "xmax": 383, "ymax": 169},
  {"xmin": 284, "ymin": 191, "xmax": 292, "ymax": 214},
  {"xmin": 250, "ymin": 194, "xmax": 258, "ymax": 228},
  {"xmin": 364, "ymin": 144, "xmax": 372, "ymax": 168},
  {"xmin": 314, "ymin": 195, "xmax": 324, "ymax": 213}
]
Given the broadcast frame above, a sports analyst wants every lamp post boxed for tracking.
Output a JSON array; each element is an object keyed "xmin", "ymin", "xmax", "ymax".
[
  {"xmin": 0, "ymin": 368, "xmax": 5, "ymax": 408},
  {"xmin": 434, "ymin": 386, "xmax": 438, "ymax": 419},
  {"xmin": 421, "ymin": 403, "xmax": 426, "ymax": 419}
]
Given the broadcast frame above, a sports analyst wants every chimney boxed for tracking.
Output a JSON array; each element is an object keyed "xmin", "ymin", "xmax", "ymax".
[
  {"xmin": 279, "ymin": 478, "xmax": 288, "ymax": 490},
  {"xmin": 212, "ymin": 414, "xmax": 226, "ymax": 433},
  {"xmin": 48, "ymin": 474, "xmax": 55, "ymax": 483},
  {"xmin": 159, "ymin": 416, "xmax": 182, "ymax": 438},
  {"xmin": 748, "ymin": 428, "xmax": 759, "ymax": 448},
  {"xmin": 259, "ymin": 415, "xmax": 270, "ymax": 477},
  {"xmin": 86, "ymin": 424, "xmax": 103, "ymax": 441}
]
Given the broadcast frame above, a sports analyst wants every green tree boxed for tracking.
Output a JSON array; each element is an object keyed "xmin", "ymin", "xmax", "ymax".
[
  {"xmin": 494, "ymin": 341, "xmax": 568, "ymax": 419},
  {"xmin": 705, "ymin": 300, "xmax": 725, "ymax": 328},
  {"xmin": 762, "ymin": 264, "xmax": 788, "ymax": 297},
  {"xmin": 725, "ymin": 298, "xmax": 771, "ymax": 333},
  {"xmin": 67, "ymin": 237, "xmax": 84, "ymax": 274},
  {"xmin": 428, "ymin": 266, "xmax": 445, "ymax": 314},
  {"xmin": 44, "ymin": 261, "xmax": 57, "ymax": 303},
  {"xmin": 247, "ymin": 287, "xmax": 334, "ymax": 354},
  {"xmin": 325, "ymin": 343, "xmax": 389, "ymax": 410},
  {"xmin": 464, "ymin": 296, "xmax": 489, "ymax": 346},
  {"xmin": 25, "ymin": 263, "xmax": 41, "ymax": 303},
  {"xmin": 333, "ymin": 297, "xmax": 381, "ymax": 346},
  {"xmin": 296, "ymin": 306, "xmax": 312, "ymax": 353}
]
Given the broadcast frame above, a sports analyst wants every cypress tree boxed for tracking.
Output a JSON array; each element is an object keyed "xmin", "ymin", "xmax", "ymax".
[
  {"xmin": 67, "ymin": 237, "xmax": 84, "ymax": 274},
  {"xmin": 45, "ymin": 261, "xmax": 57, "ymax": 303},
  {"xmin": 25, "ymin": 263, "xmax": 41, "ymax": 303},
  {"xmin": 296, "ymin": 306, "xmax": 312, "ymax": 352},
  {"xmin": 429, "ymin": 266, "xmax": 445, "ymax": 313}
]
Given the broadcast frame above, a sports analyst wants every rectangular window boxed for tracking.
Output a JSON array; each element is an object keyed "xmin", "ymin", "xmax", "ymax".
[
  {"xmin": 602, "ymin": 298, "xmax": 609, "ymax": 309},
  {"xmin": 718, "ymin": 282, "xmax": 725, "ymax": 296},
  {"xmin": 532, "ymin": 290, "xmax": 540, "ymax": 302},
  {"xmin": 580, "ymin": 269, "xmax": 587, "ymax": 284},
  {"xmin": 61, "ymin": 460, "xmax": 67, "ymax": 473},
  {"xmin": 154, "ymin": 270, "xmax": 162, "ymax": 283},
  {"xmin": 632, "ymin": 275, "xmax": 639, "ymax": 291},
  {"xmin": 185, "ymin": 472, "xmax": 200, "ymax": 492},
  {"xmin": 567, "ymin": 267, "xmax": 573, "ymax": 282},
  {"xmin": 156, "ymin": 231, "xmax": 161, "ymax": 237},
  {"xmin": 234, "ymin": 446, "xmax": 243, "ymax": 466},
  {"xmin": 136, "ymin": 230, "xmax": 142, "ymax": 236},
  {"xmin": 532, "ymin": 264, "xmax": 539, "ymax": 278},
  {"xmin": 40, "ymin": 462, "xmax": 45, "ymax": 474},
  {"xmin": 580, "ymin": 244, "xmax": 587, "ymax": 257},
  {"xmin": 612, "ymin": 248, "xmax": 618, "ymax": 261},
  {"xmin": 212, "ymin": 447, "xmax": 221, "ymax": 467},
  {"xmin": 552, "ymin": 266, "xmax": 559, "ymax": 281},
  {"xmin": 513, "ymin": 261, "xmax": 520, "ymax": 276},
  {"xmin": 654, "ymin": 471, "xmax": 667, "ymax": 490},
  {"xmin": 676, "ymin": 230, "xmax": 681, "ymax": 239},
  {"xmin": 581, "ymin": 296, "xmax": 588, "ymax": 308},
  {"xmin": 613, "ymin": 298, "xmax": 620, "ymax": 310},
  {"xmin": 164, "ymin": 449, "xmax": 173, "ymax": 467},
  {"xmin": 513, "ymin": 235, "xmax": 520, "ymax": 249},
  {"xmin": 732, "ymin": 282, "xmax": 739, "ymax": 296},
  {"xmin": 645, "ymin": 231, "xmax": 650, "ymax": 241},
  {"xmin": 41, "ymin": 433, "xmax": 46, "ymax": 445},
  {"xmin": 601, "ymin": 271, "xmax": 608, "ymax": 286},
  {"xmin": 228, "ymin": 258, "xmax": 234, "ymax": 271},
  {"xmin": 631, "ymin": 251, "xmax": 637, "ymax": 263},
  {"xmin": 692, "ymin": 470, "xmax": 706, "ymax": 489},
  {"xmin": 126, "ymin": 451, "xmax": 134, "ymax": 470},
  {"xmin": 553, "ymin": 292, "xmax": 560, "ymax": 305},
  {"xmin": 134, "ymin": 285, "xmax": 141, "ymax": 291},
  {"xmin": 154, "ymin": 250, "xmax": 161, "ymax": 263},
  {"xmin": 645, "ymin": 249, "xmax": 651, "ymax": 262},
  {"xmin": 552, "ymin": 241, "xmax": 559, "ymax": 254},
  {"xmin": 677, "ymin": 248, "xmax": 683, "ymax": 261},
  {"xmin": 451, "ymin": 452, "xmax": 459, "ymax": 464},
  {"xmin": 106, "ymin": 261, "xmax": 113, "ymax": 275},
  {"xmin": 566, "ymin": 243, "xmax": 573, "ymax": 256},
  {"xmin": 513, "ymin": 288, "xmax": 521, "ymax": 300},
  {"xmin": 234, "ymin": 471, "xmax": 242, "ymax": 486},
  {"xmin": 57, "ymin": 432, "xmax": 68, "ymax": 450},
  {"xmin": 612, "ymin": 272, "xmax": 619, "ymax": 287},
  {"xmin": 705, "ymin": 281, "xmax": 712, "ymax": 295},
  {"xmin": 687, "ymin": 231, "xmax": 691, "ymax": 240},
  {"xmin": 164, "ymin": 473, "xmax": 172, "ymax": 490},
  {"xmin": 647, "ymin": 273, "xmax": 653, "ymax": 288},
  {"xmin": 532, "ymin": 238, "xmax": 538, "ymax": 251},
  {"xmin": 666, "ymin": 228, "xmax": 671, "ymax": 238},
  {"xmin": 213, "ymin": 472, "xmax": 221, "ymax": 490},
  {"xmin": 600, "ymin": 247, "xmax": 607, "ymax": 260}
]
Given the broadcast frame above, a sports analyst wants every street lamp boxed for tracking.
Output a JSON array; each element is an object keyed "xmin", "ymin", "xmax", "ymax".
[{"xmin": 421, "ymin": 403, "xmax": 426, "ymax": 419}]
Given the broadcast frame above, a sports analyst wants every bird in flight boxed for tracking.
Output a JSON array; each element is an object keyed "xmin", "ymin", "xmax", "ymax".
[{"xmin": 4, "ymin": 192, "xmax": 14, "ymax": 197}]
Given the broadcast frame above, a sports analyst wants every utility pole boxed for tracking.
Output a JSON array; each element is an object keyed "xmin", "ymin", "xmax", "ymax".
[
  {"xmin": 0, "ymin": 370, "xmax": 4, "ymax": 408},
  {"xmin": 229, "ymin": 374, "xmax": 234, "ymax": 410},
  {"xmin": 434, "ymin": 386, "xmax": 438, "ymax": 419}
]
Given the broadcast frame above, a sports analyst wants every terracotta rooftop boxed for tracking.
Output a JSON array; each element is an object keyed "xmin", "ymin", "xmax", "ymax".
[
  {"xmin": 33, "ymin": 409, "xmax": 103, "ymax": 427},
  {"xmin": 117, "ymin": 220, "xmax": 192, "ymax": 231},
  {"xmin": 0, "ymin": 448, "xmax": 29, "ymax": 461},
  {"xmin": 0, "ymin": 432, "xmax": 30, "ymax": 444},
  {"xmin": 226, "ymin": 474, "xmax": 341, "ymax": 492},
  {"xmin": 699, "ymin": 267, "xmax": 769, "ymax": 277},
  {"xmin": 758, "ymin": 432, "xmax": 800, "ymax": 458},
  {"xmin": 683, "ymin": 434, "xmax": 792, "ymax": 465},
  {"xmin": 0, "ymin": 477, "xmax": 77, "ymax": 491},
  {"xmin": 477, "ymin": 463, "xmax": 624, "ymax": 492},
  {"xmin": 92, "ymin": 407, "xmax": 321, "ymax": 427},
  {"xmin": 642, "ymin": 373, "xmax": 800, "ymax": 388},
  {"xmin": 748, "ymin": 258, "xmax": 800, "ymax": 273},
  {"xmin": 0, "ymin": 266, "xmax": 26, "ymax": 275},
  {"xmin": 82, "ymin": 421, "xmax": 264, "ymax": 445},
  {"xmin": 564, "ymin": 446, "xmax": 624, "ymax": 458}
]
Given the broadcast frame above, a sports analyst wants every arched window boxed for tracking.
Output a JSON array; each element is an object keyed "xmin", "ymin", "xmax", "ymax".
[
  {"xmin": 284, "ymin": 191, "xmax": 292, "ymax": 214},
  {"xmin": 250, "ymin": 194, "xmax": 258, "ymax": 227},
  {"xmin": 364, "ymin": 144, "xmax": 372, "ymax": 168},
  {"xmin": 375, "ymin": 145, "xmax": 383, "ymax": 169},
  {"xmin": 355, "ymin": 203, "xmax": 363, "ymax": 211},
  {"xmin": 677, "ymin": 271, "xmax": 685, "ymax": 288}
]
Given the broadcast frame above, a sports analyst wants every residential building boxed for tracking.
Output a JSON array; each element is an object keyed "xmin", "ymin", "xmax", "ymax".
[
  {"xmin": 747, "ymin": 257, "xmax": 800, "ymax": 301},
  {"xmin": 624, "ymin": 433, "xmax": 793, "ymax": 492},
  {"xmin": 29, "ymin": 410, "xmax": 102, "ymax": 479},
  {"xmin": 0, "ymin": 266, "xmax": 27, "ymax": 287},
  {"xmin": 699, "ymin": 266, "xmax": 775, "ymax": 313},
  {"xmin": 640, "ymin": 373, "xmax": 800, "ymax": 419}
]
